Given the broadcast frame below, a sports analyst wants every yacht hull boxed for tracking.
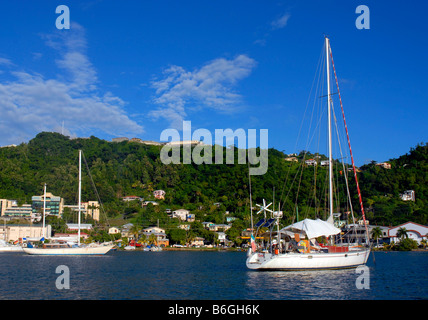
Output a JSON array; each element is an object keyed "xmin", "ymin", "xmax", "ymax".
[
  {"xmin": 23, "ymin": 245, "xmax": 114, "ymax": 255},
  {"xmin": 246, "ymin": 248, "xmax": 370, "ymax": 270},
  {"xmin": 0, "ymin": 246, "xmax": 24, "ymax": 252}
]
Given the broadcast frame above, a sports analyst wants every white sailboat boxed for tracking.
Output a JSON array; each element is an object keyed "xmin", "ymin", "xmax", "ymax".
[
  {"xmin": 23, "ymin": 150, "xmax": 114, "ymax": 255},
  {"xmin": 246, "ymin": 37, "xmax": 371, "ymax": 270}
]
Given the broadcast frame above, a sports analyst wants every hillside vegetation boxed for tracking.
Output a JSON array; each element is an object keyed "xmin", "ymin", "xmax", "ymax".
[{"xmin": 0, "ymin": 133, "xmax": 426, "ymax": 236}]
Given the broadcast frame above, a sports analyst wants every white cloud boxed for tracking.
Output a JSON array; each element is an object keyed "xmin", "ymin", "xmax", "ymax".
[
  {"xmin": 271, "ymin": 13, "xmax": 291, "ymax": 30},
  {"xmin": 0, "ymin": 57, "xmax": 13, "ymax": 66},
  {"xmin": 150, "ymin": 55, "xmax": 257, "ymax": 129},
  {"xmin": 0, "ymin": 23, "xmax": 143, "ymax": 145}
]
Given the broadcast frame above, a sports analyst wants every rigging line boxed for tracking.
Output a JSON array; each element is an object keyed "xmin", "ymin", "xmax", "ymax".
[
  {"xmin": 329, "ymin": 43, "xmax": 369, "ymax": 243},
  {"xmin": 247, "ymin": 160, "xmax": 253, "ymax": 233},
  {"xmin": 294, "ymin": 43, "xmax": 326, "ymax": 156},
  {"xmin": 287, "ymin": 45, "xmax": 326, "ymax": 221},
  {"xmin": 332, "ymin": 104, "xmax": 359, "ymax": 239},
  {"xmin": 279, "ymin": 44, "xmax": 325, "ymax": 209},
  {"xmin": 332, "ymin": 101, "xmax": 355, "ymax": 218},
  {"xmin": 81, "ymin": 151, "xmax": 112, "ymax": 234}
]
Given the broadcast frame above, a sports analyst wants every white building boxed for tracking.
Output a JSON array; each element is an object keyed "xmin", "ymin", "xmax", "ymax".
[
  {"xmin": 153, "ymin": 190, "xmax": 166, "ymax": 199},
  {"xmin": 0, "ymin": 225, "xmax": 51, "ymax": 242},
  {"xmin": 109, "ymin": 227, "xmax": 121, "ymax": 234},
  {"xmin": 388, "ymin": 222, "xmax": 428, "ymax": 245},
  {"xmin": 66, "ymin": 223, "xmax": 93, "ymax": 231},
  {"xmin": 400, "ymin": 190, "xmax": 415, "ymax": 201},
  {"xmin": 320, "ymin": 160, "xmax": 329, "ymax": 167},
  {"xmin": 171, "ymin": 209, "xmax": 190, "ymax": 221},
  {"xmin": 305, "ymin": 159, "xmax": 317, "ymax": 166},
  {"xmin": 166, "ymin": 140, "xmax": 202, "ymax": 146}
]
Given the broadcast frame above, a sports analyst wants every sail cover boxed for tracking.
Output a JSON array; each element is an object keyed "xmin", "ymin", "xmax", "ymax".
[{"xmin": 280, "ymin": 218, "xmax": 341, "ymax": 239}]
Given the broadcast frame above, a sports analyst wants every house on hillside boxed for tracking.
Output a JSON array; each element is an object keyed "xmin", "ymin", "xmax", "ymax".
[
  {"xmin": 171, "ymin": 209, "xmax": 191, "ymax": 221},
  {"xmin": 376, "ymin": 162, "xmax": 391, "ymax": 169},
  {"xmin": 108, "ymin": 227, "xmax": 121, "ymax": 235},
  {"xmin": 321, "ymin": 160, "xmax": 329, "ymax": 167},
  {"xmin": 153, "ymin": 190, "xmax": 166, "ymax": 200},
  {"xmin": 305, "ymin": 159, "xmax": 317, "ymax": 166},
  {"xmin": 122, "ymin": 195, "xmax": 142, "ymax": 202},
  {"xmin": 400, "ymin": 190, "xmax": 415, "ymax": 201}
]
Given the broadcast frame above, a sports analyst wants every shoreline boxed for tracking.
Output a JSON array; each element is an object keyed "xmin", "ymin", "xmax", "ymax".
[{"xmin": 118, "ymin": 246, "xmax": 244, "ymax": 252}]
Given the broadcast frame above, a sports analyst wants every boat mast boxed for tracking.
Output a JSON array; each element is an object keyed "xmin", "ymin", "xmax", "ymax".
[
  {"xmin": 325, "ymin": 36, "xmax": 334, "ymax": 224},
  {"xmin": 78, "ymin": 150, "xmax": 82, "ymax": 246},
  {"xmin": 42, "ymin": 183, "xmax": 47, "ymax": 238}
]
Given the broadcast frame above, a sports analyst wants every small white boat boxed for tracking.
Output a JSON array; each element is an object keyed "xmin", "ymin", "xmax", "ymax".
[
  {"xmin": 124, "ymin": 245, "xmax": 136, "ymax": 251},
  {"xmin": 0, "ymin": 240, "xmax": 24, "ymax": 252}
]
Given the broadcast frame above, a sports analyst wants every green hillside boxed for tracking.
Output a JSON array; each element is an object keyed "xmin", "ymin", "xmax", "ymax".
[{"xmin": 0, "ymin": 132, "xmax": 426, "ymax": 235}]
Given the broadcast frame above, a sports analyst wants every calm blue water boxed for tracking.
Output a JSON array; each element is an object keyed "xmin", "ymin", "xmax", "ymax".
[{"xmin": 0, "ymin": 250, "xmax": 426, "ymax": 300}]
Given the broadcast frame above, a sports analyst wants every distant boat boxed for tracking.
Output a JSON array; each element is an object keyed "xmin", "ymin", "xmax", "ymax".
[
  {"xmin": 246, "ymin": 37, "xmax": 371, "ymax": 270},
  {"xmin": 0, "ymin": 240, "xmax": 24, "ymax": 252},
  {"xmin": 23, "ymin": 150, "xmax": 114, "ymax": 255}
]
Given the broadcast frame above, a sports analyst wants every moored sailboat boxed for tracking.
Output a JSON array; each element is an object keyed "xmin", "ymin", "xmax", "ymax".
[
  {"xmin": 23, "ymin": 150, "xmax": 114, "ymax": 255},
  {"xmin": 246, "ymin": 37, "xmax": 371, "ymax": 270}
]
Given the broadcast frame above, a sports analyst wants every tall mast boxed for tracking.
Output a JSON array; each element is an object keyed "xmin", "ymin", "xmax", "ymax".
[
  {"xmin": 78, "ymin": 150, "xmax": 82, "ymax": 245},
  {"xmin": 325, "ymin": 36, "xmax": 334, "ymax": 224},
  {"xmin": 43, "ymin": 183, "xmax": 46, "ymax": 238}
]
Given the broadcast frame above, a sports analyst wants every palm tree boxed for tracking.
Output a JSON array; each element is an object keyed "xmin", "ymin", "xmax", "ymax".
[
  {"xmin": 396, "ymin": 227, "xmax": 408, "ymax": 241},
  {"xmin": 371, "ymin": 227, "xmax": 383, "ymax": 247},
  {"xmin": 149, "ymin": 234, "xmax": 157, "ymax": 246},
  {"xmin": 130, "ymin": 224, "xmax": 141, "ymax": 241},
  {"xmin": 139, "ymin": 233, "xmax": 147, "ymax": 246}
]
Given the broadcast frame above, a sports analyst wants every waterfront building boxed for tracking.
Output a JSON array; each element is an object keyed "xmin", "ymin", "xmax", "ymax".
[
  {"xmin": 3, "ymin": 204, "xmax": 33, "ymax": 219},
  {"xmin": 388, "ymin": 222, "xmax": 428, "ymax": 245},
  {"xmin": 142, "ymin": 227, "xmax": 169, "ymax": 247},
  {"xmin": 0, "ymin": 199, "xmax": 17, "ymax": 216},
  {"xmin": 63, "ymin": 201, "xmax": 100, "ymax": 221},
  {"xmin": 190, "ymin": 237, "xmax": 205, "ymax": 246},
  {"xmin": 0, "ymin": 224, "xmax": 51, "ymax": 242},
  {"xmin": 32, "ymin": 192, "xmax": 64, "ymax": 218}
]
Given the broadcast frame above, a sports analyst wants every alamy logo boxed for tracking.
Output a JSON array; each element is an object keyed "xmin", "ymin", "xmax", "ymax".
[
  {"xmin": 55, "ymin": 265, "xmax": 70, "ymax": 290},
  {"xmin": 355, "ymin": 265, "xmax": 370, "ymax": 289},
  {"xmin": 160, "ymin": 121, "xmax": 268, "ymax": 176},
  {"xmin": 355, "ymin": 5, "xmax": 370, "ymax": 30},
  {"xmin": 55, "ymin": 5, "xmax": 70, "ymax": 30}
]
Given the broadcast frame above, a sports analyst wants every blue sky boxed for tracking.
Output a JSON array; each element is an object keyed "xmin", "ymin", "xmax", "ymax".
[{"xmin": 0, "ymin": 0, "xmax": 426, "ymax": 166}]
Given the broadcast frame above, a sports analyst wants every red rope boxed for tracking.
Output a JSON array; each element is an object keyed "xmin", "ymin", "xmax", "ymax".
[{"xmin": 329, "ymin": 45, "xmax": 369, "ymax": 237}]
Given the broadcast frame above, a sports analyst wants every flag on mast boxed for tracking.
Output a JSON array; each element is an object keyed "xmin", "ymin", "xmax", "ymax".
[{"xmin": 250, "ymin": 234, "xmax": 256, "ymax": 252}]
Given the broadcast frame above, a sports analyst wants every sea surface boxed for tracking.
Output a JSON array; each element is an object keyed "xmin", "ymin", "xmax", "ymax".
[{"xmin": 0, "ymin": 250, "xmax": 427, "ymax": 300}]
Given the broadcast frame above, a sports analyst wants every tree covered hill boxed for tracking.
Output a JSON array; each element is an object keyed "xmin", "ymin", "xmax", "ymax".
[{"xmin": 0, "ymin": 132, "xmax": 426, "ymax": 227}]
